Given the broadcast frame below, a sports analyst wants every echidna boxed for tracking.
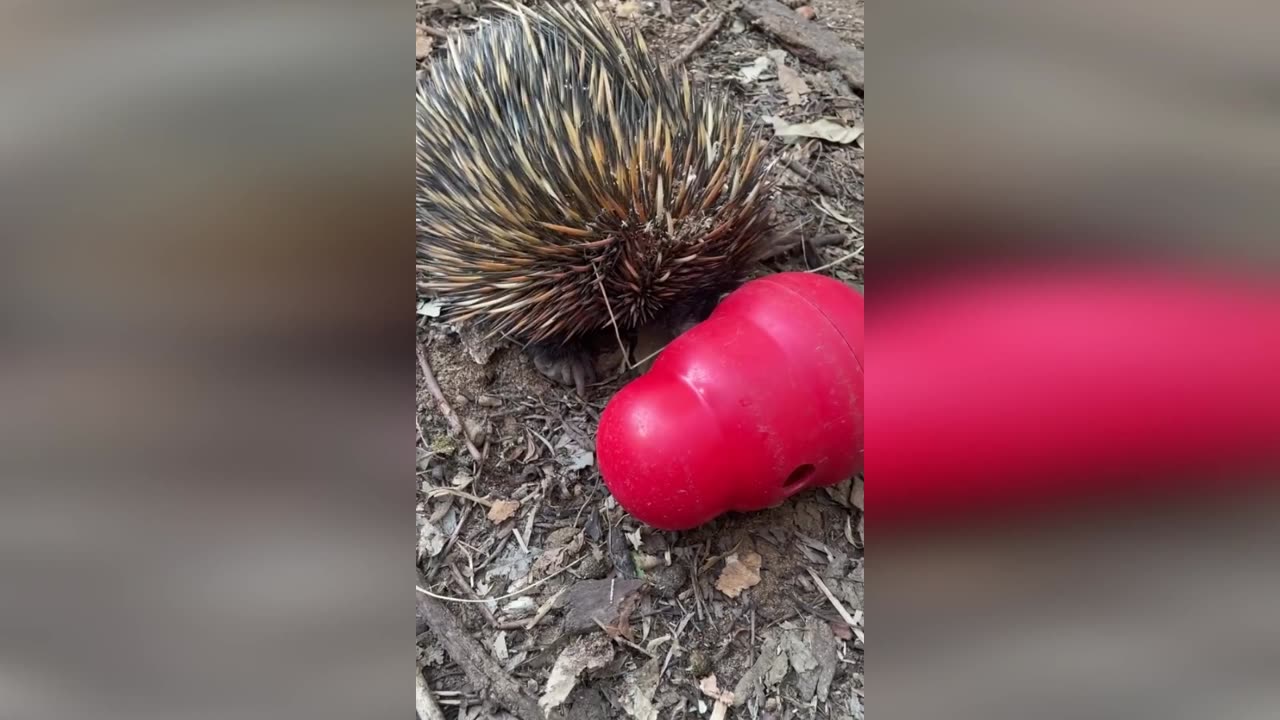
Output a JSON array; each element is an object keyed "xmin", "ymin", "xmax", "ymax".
[{"xmin": 417, "ymin": 2, "xmax": 774, "ymax": 393}]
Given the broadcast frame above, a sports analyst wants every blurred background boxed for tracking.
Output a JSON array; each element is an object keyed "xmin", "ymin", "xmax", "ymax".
[
  {"xmin": 2, "ymin": 0, "xmax": 1279, "ymax": 718},
  {"xmin": 873, "ymin": 1, "xmax": 1280, "ymax": 719},
  {"xmin": 0, "ymin": 2, "xmax": 410, "ymax": 719}
]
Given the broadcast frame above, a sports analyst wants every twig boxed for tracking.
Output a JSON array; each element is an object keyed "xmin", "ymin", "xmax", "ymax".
[
  {"xmin": 418, "ymin": 342, "xmax": 483, "ymax": 464},
  {"xmin": 425, "ymin": 503, "xmax": 474, "ymax": 583},
  {"xmin": 805, "ymin": 567, "xmax": 858, "ymax": 628},
  {"xmin": 739, "ymin": 0, "xmax": 864, "ymax": 89},
  {"xmin": 781, "ymin": 155, "xmax": 839, "ymax": 197},
  {"xmin": 425, "ymin": 487, "xmax": 495, "ymax": 507},
  {"xmin": 764, "ymin": 231, "xmax": 845, "ymax": 262},
  {"xmin": 673, "ymin": 11, "xmax": 728, "ymax": 65},
  {"xmin": 418, "ymin": 25, "xmax": 450, "ymax": 39},
  {"xmin": 594, "ymin": 618, "xmax": 658, "ymax": 658},
  {"xmin": 449, "ymin": 564, "xmax": 499, "ymax": 627},
  {"xmin": 661, "ymin": 611, "xmax": 695, "ymax": 677},
  {"xmin": 807, "ymin": 246, "xmax": 862, "ymax": 273},
  {"xmin": 417, "ymin": 591, "xmax": 547, "ymax": 720},
  {"xmin": 417, "ymin": 555, "xmax": 586, "ymax": 604},
  {"xmin": 525, "ymin": 586, "xmax": 568, "ymax": 630},
  {"xmin": 594, "ymin": 266, "xmax": 631, "ymax": 372},
  {"xmin": 416, "ymin": 669, "xmax": 447, "ymax": 720},
  {"xmin": 689, "ymin": 556, "xmax": 706, "ymax": 623}
]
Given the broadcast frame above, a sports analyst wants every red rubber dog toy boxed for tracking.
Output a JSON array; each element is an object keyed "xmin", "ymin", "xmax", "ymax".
[{"xmin": 597, "ymin": 272, "xmax": 864, "ymax": 530}]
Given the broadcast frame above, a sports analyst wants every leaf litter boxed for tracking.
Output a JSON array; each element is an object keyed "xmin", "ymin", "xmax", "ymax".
[
  {"xmin": 416, "ymin": 0, "xmax": 864, "ymax": 716},
  {"xmin": 540, "ymin": 634, "xmax": 616, "ymax": 713},
  {"xmin": 715, "ymin": 551, "xmax": 763, "ymax": 598}
]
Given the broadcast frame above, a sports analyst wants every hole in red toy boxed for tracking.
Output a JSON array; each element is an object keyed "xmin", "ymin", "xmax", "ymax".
[{"xmin": 783, "ymin": 464, "xmax": 816, "ymax": 490}]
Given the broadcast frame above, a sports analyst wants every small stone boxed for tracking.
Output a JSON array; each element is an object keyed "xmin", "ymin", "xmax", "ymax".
[
  {"xmin": 576, "ymin": 550, "xmax": 611, "ymax": 579},
  {"xmin": 647, "ymin": 564, "xmax": 688, "ymax": 598},
  {"xmin": 796, "ymin": 5, "xmax": 817, "ymax": 20},
  {"xmin": 688, "ymin": 649, "xmax": 711, "ymax": 678}
]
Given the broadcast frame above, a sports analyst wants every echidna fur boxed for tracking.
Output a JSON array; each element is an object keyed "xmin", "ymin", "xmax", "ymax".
[{"xmin": 416, "ymin": 1, "xmax": 774, "ymax": 346}]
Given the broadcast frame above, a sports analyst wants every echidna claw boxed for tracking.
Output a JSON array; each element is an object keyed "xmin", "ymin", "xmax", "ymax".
[{"xmin": 531, "ymin": 343, "xmax": 598, "ymax": 398}]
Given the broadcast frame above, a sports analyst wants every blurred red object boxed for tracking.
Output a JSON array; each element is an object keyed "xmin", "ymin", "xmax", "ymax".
[
  {"xmin": 870, "ymin": 264, "xmax": 1280, "ymax": 530},
  {"xmin": 597, "ymin": 272, "xmax": 864, "ymax": 530}
]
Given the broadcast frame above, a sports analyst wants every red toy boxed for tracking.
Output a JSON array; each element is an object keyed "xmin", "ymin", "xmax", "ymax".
[
  {"xmin": 869, "ymin": 264, "xmax": 1280, "ymax": 530},
  {"xmin": 597, "ymin": 272, "xmax": 864, "ymax": 530}
]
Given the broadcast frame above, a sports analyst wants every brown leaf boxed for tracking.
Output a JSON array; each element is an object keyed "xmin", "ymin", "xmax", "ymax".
[
  {"xmin": 487, "ymin": 499, "xmax": 520, "ymax": 523},
  {"xmin": 715, "ymin": 551, "xmax": 762, "ymax": 598},
  {"xmin": 768, "ymin": 50, "xmax": 810, "ymax": 106},
  {"xmin": 562, "ymin": 577, "xmax": 645, "ymax": 634}
]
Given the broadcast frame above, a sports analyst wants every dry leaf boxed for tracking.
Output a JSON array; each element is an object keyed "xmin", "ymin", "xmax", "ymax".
[
  {"xmin": 563, "ymin": 577, "xmax": 645, "ymax": 634},
  {"xmin": 492, "ymin": 630, "xmax": 509, "ymax": 661},
  {"xmin": 715, "ymin": 551, "xmax": 762, "ymax": 598},
  {"xmin": 418, "ymin": 519, "xmax": 446, "ymax": 559},
  {"xmin": 764, "ymin": 116, "xmax": 864, "ymax": 145},
  {"xmin": 415, "ymin": 29, "xmax": 434, "ymax": 60},
  {"xmin": 851, "ymin": 476, "xmax": 864, "ymax": 510},
  {"xmin": 767, "ymin": 50, "xmax": 810, "ymax": 106},
  {"xmin": 614, "ymin": 0, "xmax": 642, "ymax": 18},
  {"xmin": 620, "ymin": 657, "xmax": 662, "ymax": 720},
  {"xmin": 487, "ymin": 499, "xmax": 520, "ymax": 523},
  {"xmin": 739, "ymin": 55, "xmax": 772, "ymax": 83},
  {"xmin": 502, "ymin": 596, "xmax": 537, "ymax": 619},
  {"xmin": 634, "ymin": 553, "xmax": 662, "ymax": 571},
  {"xmin": 540, "ymin": 635, "xmax": 615, "ymax": 712},
  {"xmin": 568, "ymin": 448, "xmax": 595, "ymax": 470}
]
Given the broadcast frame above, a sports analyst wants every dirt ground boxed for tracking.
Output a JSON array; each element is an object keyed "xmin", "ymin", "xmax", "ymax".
[{"xmin": 416, "ymin": 1, "xmax": 864, "ymax": 718}]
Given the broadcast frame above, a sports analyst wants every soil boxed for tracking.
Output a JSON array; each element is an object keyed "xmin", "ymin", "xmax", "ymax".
[{"xmin": 416, "ymin": 2, "xmax": 863, "ymax": 718}]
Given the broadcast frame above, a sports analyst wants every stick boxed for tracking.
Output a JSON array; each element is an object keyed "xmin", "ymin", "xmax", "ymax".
[
  {"xmin": 673, "ymin": 11, "xmax": 728, "ymax": 66},
  {"xmin": 417, "ymin": 591, "xmax": 547, "ymax": 720},
  {"xmin": 424, "ymin": 503, "xmax": 474, "ymax": 583},
  {"xmin": 739, "ymin": 0, "xmax": 864, "ymax": 89},
  {"xmin": 418, "ymin": 342, "xmax": 483, "ymax": 464},
  {"xmin": 417, "ymin": 555, "xmax": 586, "ymax": 604},
  {"xmin": 450, "ymin": 564, "xmax": 500, "ymax": 627},
  {"xmin": 416, "ymin": 669, "xmax": 447, "ymax": 720},
  {"xmin": 781, "ymin": 155, "xmax": 840, "ymax": 197},
  {"xmin": 525, "ymin": 586, "xmax": 568, "ymax": 630},
  {"xmin": 807, "ymin": 246, "xmax": 862, "ymax": 273},
  {"xmin": 805, "ymin": 567, "xmax": 858, "ymax": 628}
]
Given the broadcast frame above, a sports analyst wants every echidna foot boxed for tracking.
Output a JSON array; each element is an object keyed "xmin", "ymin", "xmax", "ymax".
[{"xmin": 530, "ymin": 342, "xmax": 598, "ymax": 398}]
